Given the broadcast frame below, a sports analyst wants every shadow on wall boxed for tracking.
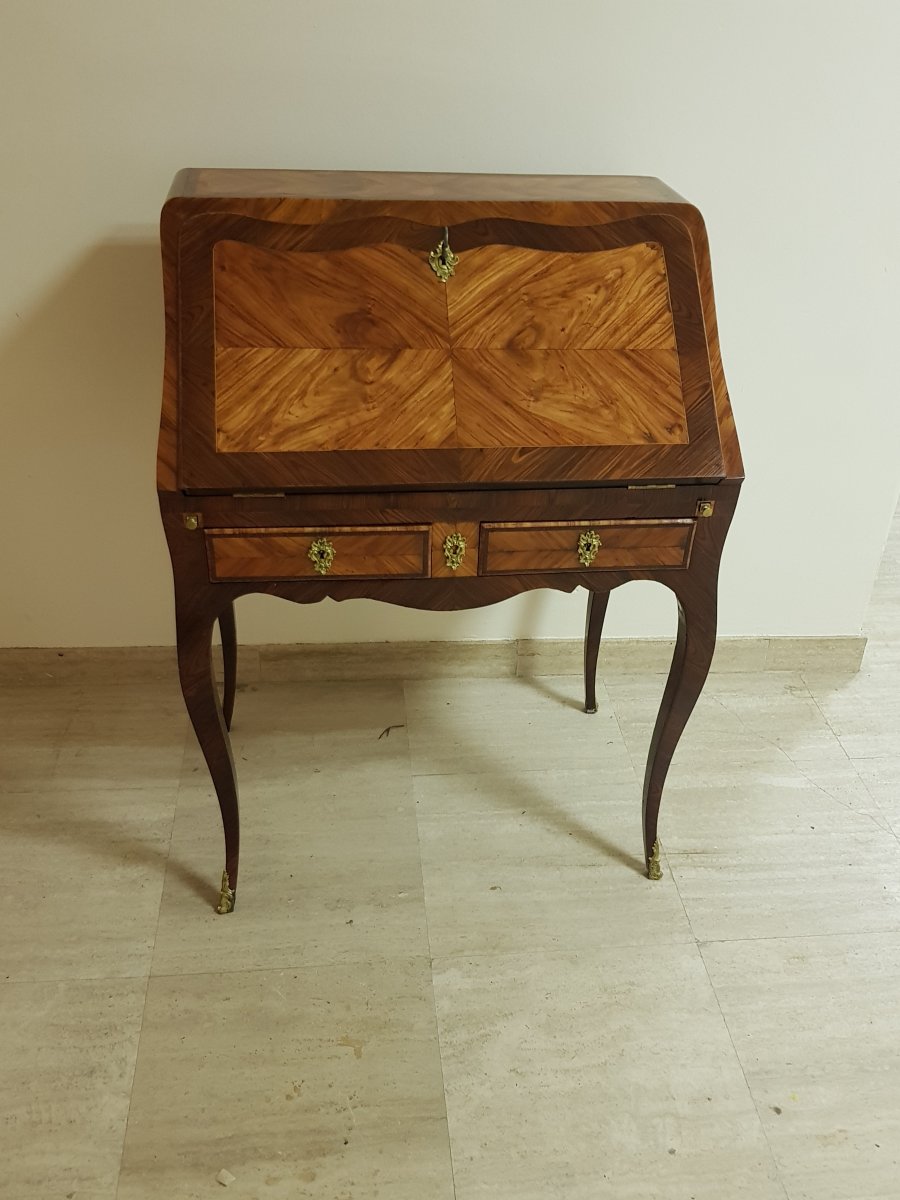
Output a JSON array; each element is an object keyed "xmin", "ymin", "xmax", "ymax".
[
  {"xmin": 0, "ymin": 234, "xmax": 174, "ymax": 643},
  {"xmin": 0, "ymin": 233, "xmax": 164, "ymax": 492}
]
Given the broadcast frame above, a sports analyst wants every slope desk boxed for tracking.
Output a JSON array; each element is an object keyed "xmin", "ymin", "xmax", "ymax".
[{"xmin": 157, "ymin": 170, "xmax": 743, "ymax": 914}]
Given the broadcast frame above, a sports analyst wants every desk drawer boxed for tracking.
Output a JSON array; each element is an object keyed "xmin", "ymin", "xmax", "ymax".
[
  {"xmin": 480, "ymin": 519, "xmax": 694, "ymax": 575},
  {"xmin": 207, "ymin": 525, "xmax": 431, "ymax": 581}
]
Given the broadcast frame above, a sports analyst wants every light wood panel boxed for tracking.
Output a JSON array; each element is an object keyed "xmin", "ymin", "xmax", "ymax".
[
  {"xmin": 452, "ymin": 349, "xmax": 686, "ymax": 448},
  {"xmin": 207, "ymin": 525, "xmax": 430, "ymax": 581},
  {"xmin": 481, "ymin": 519, "xmax": 694, "ymax": 574},
  {"xmin": 213, "ymin": 241, "xmax": 449, "ymax": 349},
  {"xmin": 174, "ymin": 210, "xmax": 726, "ymax": 487},
  {"xmin": 447, "ymin": 243, "xmax": 676, "ymax": 350},
  {"xmin": 215, "ymin": 348, "xmax": 456, "ymax": 453}
]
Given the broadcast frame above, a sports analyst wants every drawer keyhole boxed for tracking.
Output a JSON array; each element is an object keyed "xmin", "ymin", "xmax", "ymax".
[
  {"xmin": 308, "ymin": 537, "xmax": 336, "ymax": 575},
  {"xmin": 577, "ymin": 530, "xmax": 602, "ymax": 568},
  {"xmin": 443, "ymin": 532, "xmax": 467, "ymax": 570}
]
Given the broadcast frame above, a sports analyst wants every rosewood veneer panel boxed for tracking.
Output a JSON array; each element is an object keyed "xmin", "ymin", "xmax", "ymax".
[{"xmin": 446, "ymin": 242, "xmax": 676, "ymax": 350}]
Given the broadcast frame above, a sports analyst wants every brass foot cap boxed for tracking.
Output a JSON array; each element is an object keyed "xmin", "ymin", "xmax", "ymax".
[
  {"xmin": 585, "ymin": 704, "xmax": 598, "ymax": 715},
  {"xmin": 647, "ymin": 839, "xmax": 663, "ymax": 881},
  {"xmin": 216, "ymin": 870, "xmax": 236, "ymax": 914}
]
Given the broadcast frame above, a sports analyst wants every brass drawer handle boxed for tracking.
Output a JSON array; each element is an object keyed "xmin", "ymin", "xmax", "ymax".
[
  {"xmin": 308, "ymin": 537, "xmax": 336, "ymax": 575},
  {"xmin": 577, "ymin": 530, "xmax": 602, "ymax": 567},
  {"xmin": 443, "ymin": 531, "xmax": 467, "ymax": 570},
  {"xmin": 428, "ymin": 227, "xmax": 459, "ymax": 282}
]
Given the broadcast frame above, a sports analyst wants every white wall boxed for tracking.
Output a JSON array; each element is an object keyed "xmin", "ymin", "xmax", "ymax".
[{"xmin": 2, "ymin": 1, "xmax": 898, "ymax": 647}]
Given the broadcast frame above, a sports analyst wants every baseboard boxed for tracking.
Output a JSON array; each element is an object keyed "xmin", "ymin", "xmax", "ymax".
[{"xmin": 0, "ymin": 636, "xmax": 867, "ymax": 685}]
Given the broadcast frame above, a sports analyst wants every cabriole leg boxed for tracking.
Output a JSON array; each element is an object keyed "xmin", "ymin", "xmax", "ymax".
[
  {"xmin": 583, "ymin": 589, "xmax": 610, "ymax": 714},
  {"xmin": 218, "ymin": 601, "xmax": 237, "ymax": 732},
  {"xmin": 176, "ymin": 604, "xmax": 240, "ymax": 913},
  {"xmin": 642, "ymin": 578, "xmax": 717, "ymax": 879}
]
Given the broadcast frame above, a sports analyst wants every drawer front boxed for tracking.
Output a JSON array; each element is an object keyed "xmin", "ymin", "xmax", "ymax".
[
  {"xmin": 480, "ymin": 519, "xmax": 694, "ymax": 575},
  {"xmin": 207, "ymin": 525, "xmax": 430, "ymax": 582}
]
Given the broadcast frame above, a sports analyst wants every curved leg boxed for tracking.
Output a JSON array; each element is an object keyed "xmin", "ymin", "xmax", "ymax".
[
  {"xmin": 176, "ymin": 604, "xmax": 240, "ymax": 912},
  {"xmin": 583, "ymin": 589, "xmax": 610, "ymax": 714},
  {"xmin": 219, "ymin": 602, "xmax": 237, "ymax": 732},
  {"xmin": 642, "ymin": 578, "xmax": 717, "ymax": 879}
]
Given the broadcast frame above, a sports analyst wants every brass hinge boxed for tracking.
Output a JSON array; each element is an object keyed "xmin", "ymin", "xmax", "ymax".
[{"xmin": 627, "ymin": 484, "xmax": 676, "ymax": 490}]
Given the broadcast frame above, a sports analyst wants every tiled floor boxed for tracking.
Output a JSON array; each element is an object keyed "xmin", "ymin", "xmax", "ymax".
[{"xmin": 2, "ymin": 508, "xmax": 898, "ymax": 1199}]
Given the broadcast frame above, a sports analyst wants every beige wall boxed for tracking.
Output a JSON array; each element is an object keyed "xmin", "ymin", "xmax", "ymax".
[{"xmin": 2, "ymin": 1, "xmax": 899, "ymax": 646}]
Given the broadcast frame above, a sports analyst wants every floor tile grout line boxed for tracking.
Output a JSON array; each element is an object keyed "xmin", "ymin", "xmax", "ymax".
[
  {"xmin": 695, "ymin": 942, "xmax": 792, "ymax": 1200},
  {"xmin": 114, "ymin": 721, "xmax": 187, "ymax": 1198},
  {"xmin": 797, "ymin": 674, "xmax": 900, "ymax": 847},
  {"xmin": 113, "ymin": 972, "xmax": 152, "ymax": 1200},
  {"xmin": 428, "ymin": 923, "xmax": 900, "ymax": 966},
  {"xmin": 700, "ymin": 684, "xmax": 895, "ymax": 838},
  {"xmin": 402, "ymin": 676, "xmax": 460, "ymax": 1200}
]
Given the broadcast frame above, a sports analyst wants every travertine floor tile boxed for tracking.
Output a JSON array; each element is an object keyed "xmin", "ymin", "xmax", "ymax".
[
  {"xmin": 50, "ymin": 683, "xmax": 188, "ymax": 792},
  {"xmin": 432, "ymin": 944, "xmax": 783, "ymax": 1199},
  {"xmin": 404, "ymin": 675, "xmax": 627, "ymax": 777},
  {"xmin": 0, "ymin": 685, "xmax": 71, "ymax": 788},
  {"xmin": 417, "ymin": 770, "xmax": 692, "ymax": 956},
  {"xmin": 117, "ymin": 961, "xmax": 453, "ymax": 1200},
  {"xmin": 702, "ymin": 933, "xmax": 900, "ymax": 1200},
  {"xmin": 181, "ymin": 678, "xmax": 410, "ymax": 786},
  {"xmin": 608, "ymin": 670, "xmax": 850, "ymax": 779},
  {"xmin": 851, "ymin": 757, "xmax": 900, "ymax": 838},
  {"xmin": 802, "ymin": 666, "xmax": 900, "ymax": 759},
  {"xmin": 0, "ymin": 787, "xmax": 175, "ymax": 982},
  {"xmin": 152, "ymin": 768, "xmax": 428, "ymax": 975},
  {"xmin": 0, "ymin": 977, "xmax": 145, "ymax": 1198},
  {"xmin": 665, "ymin": 779, "xmax": 900, "ymax": 941}
]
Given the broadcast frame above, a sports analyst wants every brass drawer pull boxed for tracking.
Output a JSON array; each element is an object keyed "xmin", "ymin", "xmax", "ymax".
[
  {"xmin": 308, "ymin": 537, "xmax": 336, "ymax": 575},
  {"xmin": 428, "ymin": 227, "xmax": 459, "ymax": 282},
  {"xmin": 577, "ymin": 530, "xmax": 602, "ymax": 567},
  {"xmin": 443, "ymin": 531, "xmax": 467, "ymax": 570}
]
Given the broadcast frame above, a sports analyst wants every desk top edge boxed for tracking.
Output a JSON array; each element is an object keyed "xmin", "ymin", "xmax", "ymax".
[{"xmin": 167, "ymin": 168, "xmax": 690, "ymax": 206}]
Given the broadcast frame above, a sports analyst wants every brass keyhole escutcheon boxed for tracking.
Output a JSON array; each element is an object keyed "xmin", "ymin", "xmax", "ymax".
[
  {"xmin": 577, "ymin": 530, "xmax": 602, "ymax": 567},
  {"xmin": 428, "ymin": 227, "xmax": 459, "ymax": 282},
  {"xmin": 308, "ymin": 537, "xmax": 336, "ymax": 575},
  {"xmin": 443, "ymin": 532, "xmax": 467, "ymax": 570}
]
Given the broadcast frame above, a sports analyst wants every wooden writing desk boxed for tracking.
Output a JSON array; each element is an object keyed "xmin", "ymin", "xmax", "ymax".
[{"xmin": 157, "ymin": 170, "xmax": 743, "ymax": 913}]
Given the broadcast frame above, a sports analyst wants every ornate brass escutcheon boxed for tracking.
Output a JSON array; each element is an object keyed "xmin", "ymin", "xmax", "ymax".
[
  {"xmin": 217, "ymin": 870, "xmax": 235, "ymax": 914},
  {"xmin": 647, "ymin": 839, "xmax": 662, "ymax": 880},
  {"xmin": 696, "ymin": 500, "xmax": 715, "ymax": 518},
  {"xmin": 308, "ymin": 537, "xmax": 336, "ymax": 575},
  {"xmin": 182, "ymin": 513, "xmax": 200, "ymax": 531},
  {"xmin": 428, "ymin": 227, "xmax": 459, "ymax": 282},
  {"xmin": 443, "ymin": 531, "xmax": 467, "ymax": 570},
  {"xmin": 577, "ymin": 530, "xmax": 602, "ymax": 568}
]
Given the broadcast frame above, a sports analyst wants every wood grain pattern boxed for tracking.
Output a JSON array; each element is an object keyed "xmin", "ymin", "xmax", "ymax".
[
  {"xmin": 447, "ymin": 242, "xmax": 676, "ymax": 350},
  {"xmin": 481, "ymin": 519, "xmax": 694, "ymax": 574},
  {"xmin": 214, "ymin": 240, "xmax": 449, "ymax": 349},
  {"xmin": 207, "ymin": 525, "xmax": 430, "ymax": 581},
  {"xmin": 160, "ymin": 172, "xmax": 743, "ymax": 486},
  {"xmin": 170, "ymin": 169, "xmax": 690, "ymax": 204},
  {"xmin": 215, "ymin": 348, "xmax": 456, "ymax": 453},
  {"xmin": 176, "ymin": 213, "xmax": 720, "ymax": 488},
  {"xmin": 452, "ymin": 349, "xmax": 686, "ymax": 448}
]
